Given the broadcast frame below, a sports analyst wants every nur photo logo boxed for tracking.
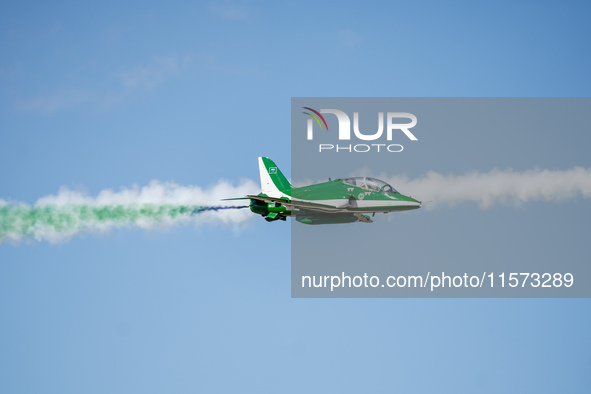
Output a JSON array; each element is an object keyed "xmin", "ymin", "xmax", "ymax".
[{"xmin": 302, "ymin": 107, "xmax": 418, "ymax": 153}]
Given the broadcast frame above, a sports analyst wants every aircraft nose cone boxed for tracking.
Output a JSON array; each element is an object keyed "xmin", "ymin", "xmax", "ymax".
[
  {"xmin": 407, "ymin": 198, "xmax": 421, "ymax": 210},
  {"xmin": 400, "ymin": 194, "xmax": 422, "ymax": 210}
]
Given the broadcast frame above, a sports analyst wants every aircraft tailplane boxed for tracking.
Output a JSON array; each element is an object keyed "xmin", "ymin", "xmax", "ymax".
[{"xmin": 258, "ymin": 157, "xmax": 291, "ymax": 197}]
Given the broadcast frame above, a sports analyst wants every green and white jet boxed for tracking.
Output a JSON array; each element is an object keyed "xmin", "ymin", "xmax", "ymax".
[{"xmin": 227, "ymin": 157, "xmax": 421, "ymax": 225}]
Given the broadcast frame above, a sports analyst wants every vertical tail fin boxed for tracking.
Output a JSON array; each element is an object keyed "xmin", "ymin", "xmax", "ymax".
[{"xmin": 258, "ymin": 157, "xmax": 291, "ymax": 197}]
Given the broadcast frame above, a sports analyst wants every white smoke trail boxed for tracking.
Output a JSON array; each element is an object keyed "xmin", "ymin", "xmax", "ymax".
[
  {"xmin": 374, "ymin": 167, "xmax": 591, "ymax": 209},
  {"xmin": 0, "ymin": 179, "xmax": 259, "ymax": 244}
]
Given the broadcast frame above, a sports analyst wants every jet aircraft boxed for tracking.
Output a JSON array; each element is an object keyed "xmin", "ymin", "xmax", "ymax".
[{"xmin": 226, "ymin": 157, "xmax": 421, "ymax": 224}]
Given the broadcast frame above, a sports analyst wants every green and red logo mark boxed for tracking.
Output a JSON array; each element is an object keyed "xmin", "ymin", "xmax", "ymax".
[{"xmin": 302, "ymin": 107, "xmax": 329, "ymax": 131}]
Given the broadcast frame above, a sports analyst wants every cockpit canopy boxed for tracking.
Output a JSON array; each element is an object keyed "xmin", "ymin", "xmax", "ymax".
[{"xmin": 343, "ymin": 177, "xmax": 398, "ymax": 194}]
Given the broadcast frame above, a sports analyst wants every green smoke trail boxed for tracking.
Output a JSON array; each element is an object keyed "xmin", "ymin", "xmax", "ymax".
[{"xmin": 0, "ymin": 203, "xmax": 248, "ymax": 244}]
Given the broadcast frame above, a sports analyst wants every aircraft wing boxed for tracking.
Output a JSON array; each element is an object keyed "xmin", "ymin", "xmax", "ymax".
[
  {"xmin": 295, "ymin": 212, "xmax": 373, "ymax": 225},
  {"xmin": 224, "ymin": 195, "xmax": 353, "ymax": 214},
  {"xmin": 243, "ymin": 195, "xmax": 347, "ymax": 213},
  {"xmin": 223, "ymin": 195, "xmax": 372, "ymax": 224}
]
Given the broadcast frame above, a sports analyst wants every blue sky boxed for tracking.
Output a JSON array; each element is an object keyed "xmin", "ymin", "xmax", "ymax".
[{"xmin": 1, "ymin": 1, "xmax": 591, "ymax": 393}]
